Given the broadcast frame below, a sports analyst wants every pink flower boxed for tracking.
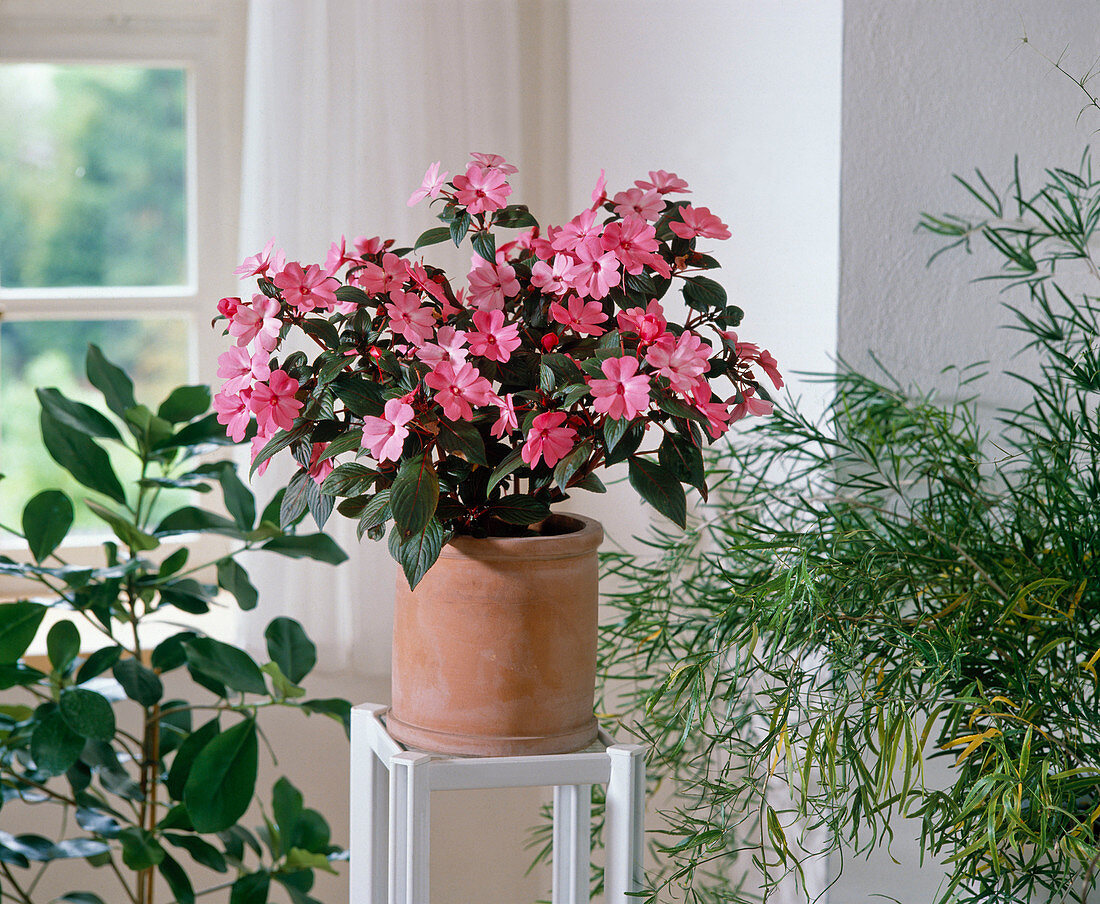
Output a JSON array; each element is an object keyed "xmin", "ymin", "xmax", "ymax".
[
  {"xmin": 470, "ymin": 152, "xmax": 518, "ymax": 175},
  {"xmin": 728, "ymin": 387, "xmax": 773, "ymax": 423},
  {"xmin": 307, "ymin": 443, "xmax": 334, "ymax": 484},
  {"xmin": 250, "ymin": 435, "xmax": 272, "ymax": 477},
  {"xmin": 325, "ymin": 235, "xmax": 359, "ymax": 275},
  {"xmin": 551, "ymin": 208, "xmax": 599, "ymax": 254},
  {"xmin": 361, "ymin": 398, "xmax": 416, "ymax": 463},
  {"xmin": 385, "ymin": 291, "xmax": 436, "ymax": 346},
  {"xmin": 354, "ymin": 235, "xmax": 390, "ymax": 257},
  {"xmin": 272, "ymin": 262, "xmax": 339, "ymax": 313},
  {"xmin": 617, "ymin": 299, "xmax": 668, "ymax": 344},
  {"xmin": 521, "ymin": 411, "xmax": 577, "ymax": 468},
  {"xmin": 589, "ymin": 356, "xmax": 651, "ymax": 421},
  {"xmin": 490, "ymin": 393, "xmax": 518, "ymax": 439},
  {"xmin": 669, "ymin": 205, "xmax": 731, "ymax": 240},
  {"xmin": 217, "ymin": 296, "xmax": 241, "ymax": 319},
  {"xmin": 467, "ymin": 260, "xmax": 520, "ymax": 311},
  {"xmin": 234, "ymin": 239, "xmax": 285, "ymax": 278},
  {"xmin": 645, "ymin": 332, "xmax": 712, "ymax": 392},
  {"xmin": 228, "ymin": 294, "xmax": 282, "ymax": 352},
  {"xmin": 214, "ymin": 389, "xmax": 251, "ymax": 442},
  {"xmin": 249, "ymin": 370, "xmax": 302, "ymax": 434},
  {"xmin": 549, "ymin": 296, "xmax": 609, "ymax": 337},
  {"xmin": 407, "ymin": 161, "xmax": 450, "ymax": 206},
  {"xmin": 635, "ymin": 170, "xmax": 691, "ymax": 194},
  {"xmin": 611, "ymin": 188, "xmax": 663, "ymax": 222},
  {"xmin": 467, "ymin": 309, "xmax": 521, "ymax": 363},
  {"xmin": 600, "ymin": 216, "xmax": 662, "ymax": 276},
  {"xmin": 217, "ymin": 346, "xmax": 270, "ymax": 394},
  {"xmin": 530, "ymin": 254, "xmax": 573, "ymax": 296},
  {"xmin": 690, "ymin": 387, "xmax": 734, "ymax": 439},
  {"xmin": 754, "ymin": 349, "xmax": 783, "ymax": 389},
  {"xmin": 453, "ymin": 163, "xmax": 512, "ymax": 215},
  {"xmin": 415, "ymin": 326, "xmax": 468, "ymax": 368},
  {"xmin": 424, "ymin": 361, "xmax": 495, "ymax": 421},
  {"xmin": 404, "ymin": 260, "xmax": 448, "ymax": 305},
  {"xmin": 591, "ymin": 169, "xmax": 608, "ymax": 209},
  {"xmin": 355, "ymin": 252, "xmax": 408, "ymax": 296},
  {"xmin": 563, "ymin": 241, "xmax": 621, "ymax": 300}
]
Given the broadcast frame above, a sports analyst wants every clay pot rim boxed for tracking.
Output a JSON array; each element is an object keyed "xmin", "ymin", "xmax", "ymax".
[{"xmin": 441, "ymin": 513, "xmax": 603, "ymax": 561}]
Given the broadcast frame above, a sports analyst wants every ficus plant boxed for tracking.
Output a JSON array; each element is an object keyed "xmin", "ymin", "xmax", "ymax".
[{"xmin": 0, "ymin": 345, "xmax": 350, "ymax": 904}]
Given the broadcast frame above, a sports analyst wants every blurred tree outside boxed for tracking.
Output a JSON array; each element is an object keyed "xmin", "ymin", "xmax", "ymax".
[{"xmin": 0, "ymin": 64, "xmax": 191, "ymax": 534}]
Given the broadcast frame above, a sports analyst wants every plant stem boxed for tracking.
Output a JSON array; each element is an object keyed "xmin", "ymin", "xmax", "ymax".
[{"xmin": 0, "ymin": 862, "xmax": 34, "ymax": 904}]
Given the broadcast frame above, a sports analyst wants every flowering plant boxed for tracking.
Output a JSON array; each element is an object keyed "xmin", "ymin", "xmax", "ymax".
[{"xmin": 214, "ymin": 153, "xmax": 782, "ymax": 587}]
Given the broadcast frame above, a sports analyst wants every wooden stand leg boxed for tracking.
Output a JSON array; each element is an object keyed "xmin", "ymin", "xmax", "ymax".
[
  {"xmin": 604, "ymin": 745, "xmax": 645, "ymax": 904},
  {"xmin": 552, "ymin": 784, "xmax": 591, "ymax": 904},
  {"xmin": 389, "ymin": 751, "xmax": 432, "ymax": 904}
]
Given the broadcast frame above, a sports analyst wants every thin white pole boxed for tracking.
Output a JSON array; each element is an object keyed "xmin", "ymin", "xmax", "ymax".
[
  {"xmin": 605, "ymin": 745, "xmax": 646, "ymax": 904},
  {"xmin": 552, "ymin": 784, "xmax": 591, "ymax": 904}
]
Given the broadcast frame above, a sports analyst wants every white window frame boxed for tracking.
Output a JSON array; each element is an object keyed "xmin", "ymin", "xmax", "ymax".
[{"xmin": 0, "ymin": 0, "xmax": 248, "ymax": 594}]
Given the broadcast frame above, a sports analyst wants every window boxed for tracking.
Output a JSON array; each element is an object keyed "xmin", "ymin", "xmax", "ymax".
[{"xmin": 0, "ymin": 1, "xmax": 247, "ymax": 623}]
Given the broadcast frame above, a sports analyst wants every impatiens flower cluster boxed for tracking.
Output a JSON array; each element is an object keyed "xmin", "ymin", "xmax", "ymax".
[{"xmin": 214, "ymin": 152, "xmax": 782, "ymax": 587}]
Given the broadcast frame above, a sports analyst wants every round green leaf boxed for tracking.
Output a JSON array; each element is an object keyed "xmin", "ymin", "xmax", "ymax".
[
  {"xmin": 47, "ymin": 620, "xmax": 81, "ymax": 673},
  {"xmin": 112, "ymin": 657, "xmax": 164, "ymax": 707},
  {"xmin": 31, "ymin": 709, "xmax": 85, "ymax": 776},
  {"xmin": 264, "ymin": 618, "xmax": 316, "ymax": 684},
  {"xmin": 183, "ymin": 718, "xmax": 258, "ymax": 833},
  {"xmin": 59, "ymin": 688, "xmax": 116, "ymax": 741},
  {"xmin": 0, "ymin": 602, "xmax": 47, "ymax": 663},
  {"xmin": 22, "ymin": 490, "xmax": 74, "ymax": 563},
  {"xmin": 182, "ymin": 637, "xmax": 267, "ymax": 696}
]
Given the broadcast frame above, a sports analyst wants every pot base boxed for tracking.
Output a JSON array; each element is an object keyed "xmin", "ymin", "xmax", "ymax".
[{"xmin": 387, "ymin": 712, "xmax": 599, "ymax": 757}]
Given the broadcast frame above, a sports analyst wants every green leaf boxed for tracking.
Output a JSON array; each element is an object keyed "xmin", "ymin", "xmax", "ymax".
[
  {"xmin": 264, "ymin": 618, "xmax": 317, "ymax": 684},
  {"xmin": 299, "ymin": 317, "xmax": 340, "ymax": 348},
  {"xmin": 657, "ymin": 431, "xmax": 707, "ymax": 497},
  {"xmin": 86, "ymin": 344, "xmax": 136, "ymax": 420},
  {"xmin": 59, "ymin": 688, "xmax": 115, "ymax": 741},
  {"xmin": 158, "ymin": 385, "xmax": 212, "ymax": 424},
  {"xmin": 159, "ymin": 546, "xmax": 189, "ymax": 579},
  {"xmin": 167, "ymin": 412, "xmax": 238, "ymax": 449},
  {"xmin": 602, "ymin": 416, "xmax": 631, "ymax": 454},
  {"xmin": 166, "ymin": 717, "xmax": 220, "ymax": 802},
  {"xmin": 437, "ymin": 420, "xmax": 488, "ymax": 466},
  {"xmin": 75, "ymin": 645, "xmax": 123, "ymax": 684},
  {"xmin": 165, "ymin": 832, "xmax": 228, "ymax": 873},
  {"xmin": 113, "ymin": 657, "xmax": 164, "ymax": 707},
  {"xmin": 574, "ymin": 472, "xmax": 607, "ymax": 494},
  {"xmin": 389, "ymin": 455, "xmax": 439, "ymax": 539},
  {"xmin": 279, "ymin": 469, "xmax": 311, "ymax": 528},
  {"xmin": 485, "ymin": 495, "xmax": 551, "ymax": 525},
  {"xmin": 118, "ymin": 826, "xmax": 165, "ymax": 871},
  {"xmin": 627, "ymin": 456, "xmax": 687, "ymax": 528},
  {"xmin": 158, "ymin": 851, "xmax": 196, "ymax": 904},
  {"xmin": 471, "ymin": 229, "xmax": 496, "ymax": 262},
  {"xmin": 414, "ymin": 226, "xmax": 452, "ymax": 249},
  {"xmin": 85, "ymin": 500, "xmax": 159, "ymax": 552},
  {"xmin": 681, "ymin": 275, "xmax": 727, "ymax": 312},
  {"xmin": 0, "ymin": 602, "xmax": 47, "ymax": 663},
  {"xmin": 285, "ymin": 847, "xmax": 338, "ymax": 874},
  {"xmin": 449, "ymin": 210, "xmax": 472, "ymax": 245},
  {"xmin": 250, "ymin": 422, "xmax": 312, "ymax": 477},
  {"xmin": 31, "ymin": 709, "xmax": 85, "ymax": 776},
  {"xmin": 389, "ymin": 518, "xmax": 445, "ymax": 589},
  {"xmin": 260, "ymin": 534, "xmax": 348, "ymax": 565},
  {"xmin": 22, "ymin": 489, "xmax": 75, "ymax": 563},
  {"xmin": 320, "ymin": 462, "xmax": 376, "ymax": 498},
  {"xmin": 47, "ymin": 620, "xmax": 81, "ymax": 673},
  {"xmin": 553, "ymin": 442, "xmax": 591, "ymax": 490},
  {"xmin": 184, "ymin": 718, "xmax": 259, "ymax": 833},
  {"xmin": 356, "ymin": 490, "xmax": 391, "ymax": 540},
  {"xmin": 217, "ymin": 463, "xmax": 256, "ymax": 531},
  {"xmin": 272, "ymin": 777, "xmax": 304, "ymax": 837},
  {"xmin": 217, "ymin": 558, "xmax": 259, "ymax": 611},
  {"xmin": 300, "ymin": 698, "xmax": 352, "ymax": 736},
  {"xmin": 261, "ymin": 661, "xmax": 305, "ymax": 700},
  {"xmin": 59, "ymin": 894, "xmax": 107, "ymax": 904},
  {"xmin": 317, "ymin": 429, "xmax": 363, "ymax": 461},
  {"xmin": 40, "ymin": 409, "xmax": 127, "ymax": 504},
  {"xmin": 183, "ymin": 637, "xmax": 268, "ymax": 696},
  {"xmin": 486, "ymin": 448, "xmax": 525, "ymax": 495},
  {"xmin": 159, "ymin": 578, "xmax": 214, "ymax": 615},
  {"xmin": 229, "ymin": 871, "xmax": 270, "ymax": 904},
  {"xmin": 35, "ymin": 387, "xmax": 122, "ymax": 441},
  {"xmin": 493, "ymin": 204, "xmax": 538, "ymax": 228},
  {"xmin": 154, "ymin": 506, "xmax": 241, "ymax": 537}
]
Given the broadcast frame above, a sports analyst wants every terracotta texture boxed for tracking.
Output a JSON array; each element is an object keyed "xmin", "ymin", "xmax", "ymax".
[{"xmin": 389, "ymin": 514, "xmax": 603, "ymax": 756}]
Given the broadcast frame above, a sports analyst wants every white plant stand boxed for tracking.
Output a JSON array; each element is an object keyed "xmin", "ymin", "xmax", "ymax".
[{"xmin": 350, "ymin": 703, "xmax": 646, "ymax": 904}]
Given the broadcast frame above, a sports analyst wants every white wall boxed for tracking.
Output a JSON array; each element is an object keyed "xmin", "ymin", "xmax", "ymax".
[{"xmin": 834, "ymin": 2, "xmax": 1100, "ymax": 901}]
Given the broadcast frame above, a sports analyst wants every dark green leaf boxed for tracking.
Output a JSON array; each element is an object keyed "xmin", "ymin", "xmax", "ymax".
[
  {"xmin": 300, "ymin": 698, "xmax": 352, "ymax": 736},
  {"xmin": 261, "ymin": 534, "xmax": 348, "ymax": 565},
  {"xmin": 414, "ymin": 226, "xmax": 452, "ymax": 249},
  {"xmin": 59, "ymin": 688, "xmax": 115, "ymax": 741},
  {"xmin": 0, "ymin": 601, "xmax": 47, "ymax": 663},
  {"xmin": 184, "ymin": 718, "xmax": 259, "ymax": 833},
  {"xmin": 299, "ymin": 317, "xmax": 341, "ymax": 348},
  {"xmin": 681, "ymin": 275, "xmax": 727, "ymax": 312},
  {"xmin": 152, "ymin": 632, "xmax": 198, "ymax": 674},
  {"xmin": 183, "ymin": 637, "xmax": 267, "ymax": 696},
  {"xmin": 34, "ymin": 388, "xmax": 121, "ymax": 443},
  {"xmin": 158, "ymin": 385, "xmax": 212, "ymax": 424},
  {"xmin": 389, "ymin": 455, "xmax": 439, "ymax": 538},
  {"xmin": 167, "ymin": 412, "xmax": 239, "ymax": 449},
  {"xmin": 437, "ymin": 420, "xmax": 488, "ymax": 466},
  {"xmin": 272, "ymin": 777, "xmax": 304, "ymax": 838},
  {"xmin": 279, "ymin": 470, "xmax": 312, "ymax": 528},
  {"xmin": 76, "ymin": 807, "xmax": 121, "ymax": 837},
  {"xmin": 40, "ymin": 409, "xmax": 127, "ymax": 504},
  {"xmin": 389, "ymin": 518, "xmax": 445, "ymax": 589},
  {"xmin": 113, "ymin": 657, "xmax": 164, "ymax": 707},
  {"xmin": 118, "ymin": 827, "xmax": 165, "ymax": 870},
  {"xmin": 0, "ymin": 662, "xmax": 47, "ymax": 688},
  {"xmin": 264, "ymin": 618, "xmax": 317, "ymax": 684},
  {"xmin": 154, "ymin": 506, "xmax": 241, "ymax": 537},
  {"xmin": 250, "ymin": 422, "xmax": 312, "ymax": 478},
  {"xmin": 22, "ymin": 489, "xmax": 75, "ymax": 563},
  {"xmin": 165, "ymin": 832, "xmax": 228, "ymax": 873},
  {"xmin": 449, "ymin": 210, "xmax": 471, "ymax": 246},
  {"xmin": 166, "ymin": 717, "xmax": 220, "ymax": 801},
  {"xmin": 602, "ymin": 416, "xmax": 630, "ymax": 454},
  {"xmin": 86, "ymin": 344, "xmax": 136, "ymax": 420},
  {"xmin": 86, "ymin": 500, "xmax": 159, "ymax": 552},
  {"xmin": 159, "ymin": 578, "xmax": 214, "ymax": 615},
  {"xmin": 76, "ymin": 645, "xmax": 123, "ymax": 684},
  {"xmin": 158, "ymin": 546, "xmax": 189, "ymax": 578},
  {"xmin": 356, "ymin": 490, "xmax": 391, "ymax": 540},
  {"xmin": 31, "ymin": 709, "xmax": 85, "ymax": 776},
  {"xmin": 320, "ymin": 462, "xmax": 377, "ymax": 498},
  {"xmin": 657, "ymin": 431, "xmax": 707, "ymax": 497},
  {"xmin": 217, "ymin": 464, "xmax": 256, "ymax": 531},
  {"xmin": 230, "ymin": 871, "xmax": 270, "ymax": 904},
  {"xmin": 574, "ymin": 472, "xmax": 607, "ymax": 493},
  {"xmin": 59, "ymin": 893, "xmax": 107, "ymax": 904},
  {"xmin": 217, "ymin": 558, "xmax": 259, "ymax": 611},
  {"xmin": 485, "ymin": 495, "xmax": 551, "ymax": 525},
  {"xmin": 334, "ymin": 285, "xmax": 371, "ymax": 308},
  {"xmin": 627, "ymin": 456, "xmax": 687, "ymax": 528},
  {"xmin": 53, "ymin": 838, "xmax": 111, "ymax": 859},
  {"xmin": 493, "ymin": 204, "xmax": 538, "ymax": 228},
  {"xmin": 486, "ymin": 448, "xmax": 525, "ymax": 495},
  {"xmin": 159, "ymin": 851, "xmax": 196, "ymax": 904},
  {"xmin": 553, "ymin": 442, "xmax": 591, "ymax": 490},
  {"xmin": 46, "ymin": 620, "xmax": 80, "ymax": 673},
  {"xmin": 471, "ymin": 230, "xmax": 496, "ymax": 262}
]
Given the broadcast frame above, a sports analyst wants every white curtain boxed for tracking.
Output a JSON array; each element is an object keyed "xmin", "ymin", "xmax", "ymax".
[{"xmin": 235, "ymin": 0, "xmax": 557, "ymax": 672}]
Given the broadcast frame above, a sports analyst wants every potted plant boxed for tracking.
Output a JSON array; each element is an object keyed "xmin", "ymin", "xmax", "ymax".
[
  {"xmin": 0, "ymin": 346, "xmax": 350, "ymax": 904},
  {"xmin": 212, "ymin": 153, "xmax": 782, "ymax": 755}
]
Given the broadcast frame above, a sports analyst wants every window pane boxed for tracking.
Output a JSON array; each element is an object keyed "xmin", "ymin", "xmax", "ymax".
[
  {"xmin": 0, "ymin": 64, "xmax": 187, "ymax": 289},
  {"xmin": 0, "ymin": 319, "xmax": 190, "ymax": 534}
]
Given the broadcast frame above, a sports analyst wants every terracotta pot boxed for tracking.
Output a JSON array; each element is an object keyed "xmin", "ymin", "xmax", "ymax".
[{"xmin": 388, "ymin": 513, "xmax": 602, "ymax": 756}]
